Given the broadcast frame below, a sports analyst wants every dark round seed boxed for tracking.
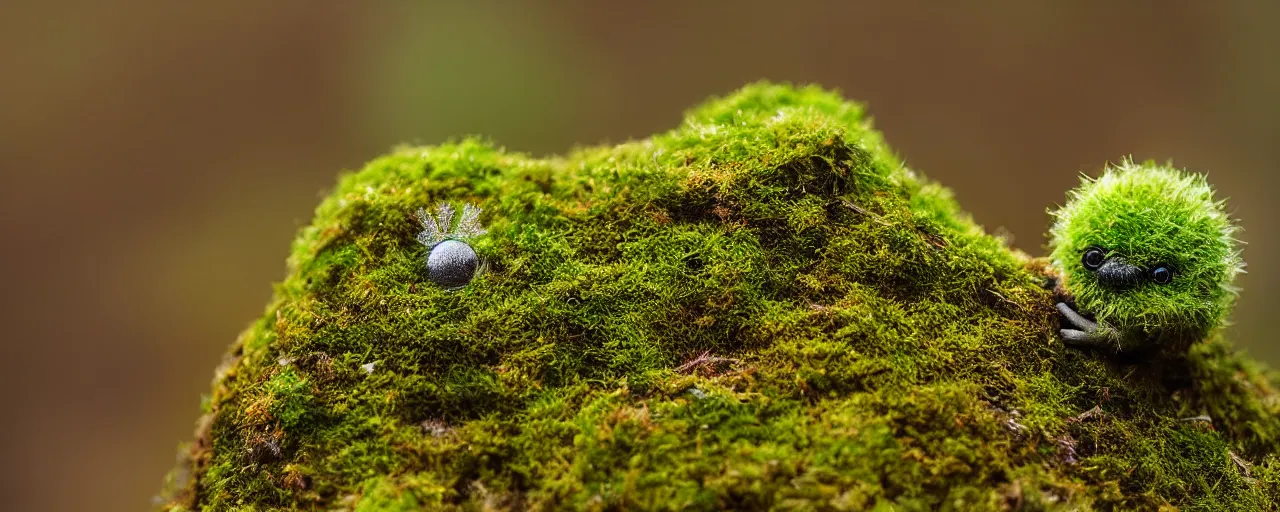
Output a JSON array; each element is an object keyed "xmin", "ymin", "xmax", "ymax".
[{"xmin": 427, "ymin": 239, "xmax": 479, "ymax": 289}]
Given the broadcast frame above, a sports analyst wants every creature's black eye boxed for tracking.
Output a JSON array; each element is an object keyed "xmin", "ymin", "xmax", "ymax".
[
  {"xmin": 1151, "ymin": 265, "xmax": 1173, "ymax": 285},
  {"xmin": 1081, "ymin": 247, "xmax": 1105, "ymax": 270},
  {"xmin": 427, "ymin": 239, "xmax": 479, "ymax": 289}
]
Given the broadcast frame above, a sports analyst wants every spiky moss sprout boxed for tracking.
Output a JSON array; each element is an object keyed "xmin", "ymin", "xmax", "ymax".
[
  {"xmin": 158, "ymin": 83, "xmax": 1280, "ymax": 511},
  {"xmin": 1049, "ymin": 161, "xmax": 1245, "ymax": 354}
]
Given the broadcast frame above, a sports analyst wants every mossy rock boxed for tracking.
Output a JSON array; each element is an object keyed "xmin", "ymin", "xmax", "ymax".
[{"xmin": 159, "ymin": 83, "xmax": 1280, "ymax": 511}]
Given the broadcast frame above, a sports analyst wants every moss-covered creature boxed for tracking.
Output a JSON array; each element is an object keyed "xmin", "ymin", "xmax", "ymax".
[
  {"xmin": 1049, "ymin": 162, "xmax": 1244, "ymax": 355},
  {"xmin": 159, "ymin": 84, "xmax": 1280, "ymax": 511}
]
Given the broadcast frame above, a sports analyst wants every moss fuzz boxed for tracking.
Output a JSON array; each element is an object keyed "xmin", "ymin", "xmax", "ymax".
[
  {"xmin": 1049, "ymin": 161, "xmax": 1243, "ymax": 354},
  {"xmin": 159, "ymin": 83, "xmax": 1280, "ymax": 511}
]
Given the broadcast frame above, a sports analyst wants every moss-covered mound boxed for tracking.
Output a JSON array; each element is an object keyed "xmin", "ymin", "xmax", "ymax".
[{"xmin": 159, "ymin": 84, "xmax": 1280, "ymax": 511}]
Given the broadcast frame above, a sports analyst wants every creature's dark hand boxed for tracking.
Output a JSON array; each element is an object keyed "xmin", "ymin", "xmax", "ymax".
[{"xmin": 1056, "ymin": 302, "xmax": 1119, "ymax": 348}]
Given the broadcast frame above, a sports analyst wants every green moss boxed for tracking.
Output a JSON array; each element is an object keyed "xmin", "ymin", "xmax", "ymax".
[{"xmin": 158, "ymin": 83, "xmax": 1280, "ymax": 510}]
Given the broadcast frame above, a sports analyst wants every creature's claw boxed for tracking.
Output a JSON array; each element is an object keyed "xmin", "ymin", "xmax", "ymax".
[
  {"xmin": 1056, "ymin": 302, "xmax": 1116, "ymax": 348},
  {"xmin": 1060, "ymin": 329, "xmax": 1095, "ymax": 344},
  {"xmin": 1056, "ymin": 302, "xmax": 1097, "ymax": 332}
]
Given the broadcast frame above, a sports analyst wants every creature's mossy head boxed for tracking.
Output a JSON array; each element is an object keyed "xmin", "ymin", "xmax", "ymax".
[{"xmin": 1049, "ymin": 160, "xmax": 1243, "ymax": 347}]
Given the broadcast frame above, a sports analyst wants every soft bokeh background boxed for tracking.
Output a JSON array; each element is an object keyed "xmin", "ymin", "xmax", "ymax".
[{"xmin": 2, "ymin": 1, "xmax": 1277, "ymax": 510}]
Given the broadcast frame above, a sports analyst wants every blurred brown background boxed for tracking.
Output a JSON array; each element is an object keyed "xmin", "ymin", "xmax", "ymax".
[{"xmin": 2, "ymin": 1, "xmax": 1277, "ymax": 510}]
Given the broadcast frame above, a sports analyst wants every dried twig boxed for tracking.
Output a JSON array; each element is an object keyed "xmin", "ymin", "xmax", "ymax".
[
  {"xmin": 985, "ymin": 288, "xmax": 1026, "ymax": 312},
  {"xmin": 676, "ymin": 351, "xmax": 740, "ymax": 376},
  {"xmin": 1230, "ymin": 451, "xmax": 1253, "ymax": 477},
  {"xmin": 1069, "ymin": 405, "xmax": 1103, "ymax": 423},
  {"xmin": 838, "ymin": 198, "xmax": 890, "ymax": 226}
]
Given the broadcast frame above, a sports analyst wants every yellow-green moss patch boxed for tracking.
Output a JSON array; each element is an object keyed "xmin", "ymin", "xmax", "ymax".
[{"xmin": 159, "ymin": 83, "xmax": 1280, "ymax": 511}]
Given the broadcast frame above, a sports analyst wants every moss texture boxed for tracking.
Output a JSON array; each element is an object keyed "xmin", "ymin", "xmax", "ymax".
[{"xmin": 159, "ymin": 83, "xmax": 1280, "ymax": 511}]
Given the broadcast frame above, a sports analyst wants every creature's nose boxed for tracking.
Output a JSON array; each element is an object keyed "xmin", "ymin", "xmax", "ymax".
[{"xmin": 1097, "ymin": 257, "xmax": 1143, "ymax": 288}]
